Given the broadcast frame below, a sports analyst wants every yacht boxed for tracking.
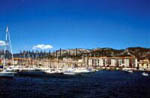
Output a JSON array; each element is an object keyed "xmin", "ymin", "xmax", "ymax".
[
  {"xmin": 63, "ymin": 68, "xmax": 76, "ymax": 75},
  {"xmin": 0, "ymin": 65, "xmax": 15, "ymax": 77},
  {"xmin": 122, "ymin": 68, "xmax": 133, "ymax": 73},
  {"xmin": 0, "ymin": 71, "xmax": 14, "ymax": 77},
  {"xmin": 142, "ymin": 72, "xmax": 149, "ymax": 77},
  {"xmin": 63, "ymin": 67, "xmax": 92, "ymax": 75},
  {"xmin": 63, "ymin": 71, "xmax": 76, "ymax": 75},
  {"xmin": 0, "ymin": 69, "xmax": 15, "ymax": 77},
  {"xmin": 74, "ymin": 67, "xmax": 91, "ymax": 74},
  {"xmin": 128, "ymin": 70, "xmax": 133, "ymax": 73},
  {"xmin": 44, "ymin": 68, "xmax": 58, "ymax": 74}
]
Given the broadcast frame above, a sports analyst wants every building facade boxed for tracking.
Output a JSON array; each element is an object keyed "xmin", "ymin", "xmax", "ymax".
[
  {"xmin": 139, "ymin": 59, "xmax": 150, "ymax": 71},
  {"xmin": 87, "ymin": 56, "xmax": 138, "ymax": 68}
]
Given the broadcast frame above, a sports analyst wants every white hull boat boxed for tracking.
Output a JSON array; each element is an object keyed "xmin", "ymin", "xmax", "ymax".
[
  {"xmin": 44, "ymin": 68, "xmax": 63, "ymax": 74},
  {"xmin": 63, "ymin": 71, "xmax": 76, "ymax": 75},
  {"xmin": 63, "ymin": 72, "xmax": 76, "ymax": 75},
  {"xmin": 63, "ymin": 68, "xmax": 76, "ymax": 75},
  {"xmin": 74, "ymin": 68, "xmax": 91, "ymax": 74},
  {"xmin": 142, "ymin": 72, "xmax": 149, "ymax": 77},
  {"xmin": 0, "ymin": 70, "xmax": 15, "ymax": 77},
  {"xmin": 128, "ymin": 70, "xmax": 133, "ymax": 73},
  {"xmin": 122, "ymin": 68, "xmax": 133, "ymax": 73},
  {"xmin": 44, "ymin": 70, "xmax": 57, "ymax": 74}
]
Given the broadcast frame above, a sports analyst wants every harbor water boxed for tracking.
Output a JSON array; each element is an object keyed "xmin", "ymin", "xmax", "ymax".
[{"xmin": 0, "ymin": 71, "xmax": 150, "ymax": 98}]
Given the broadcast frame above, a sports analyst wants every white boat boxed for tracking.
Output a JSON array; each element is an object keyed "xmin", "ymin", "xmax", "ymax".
[
  {"xmin": 74, "ymin": 68, "xmax": 91, "ymax": 74},
  {"xmin": 142, "ymin": 72, "xmax": 149, "ymax": 77},
  {"xmin": 63, "ymin": 71, "xmax": 76, "ymax": 75},
  {"xmin": 43, "ymin": 68, "xmax": 63, "ymax": 74},
  {"xmin": 122, "ymin": 68, "xmax": 133, "ymax": 73},
  {"xmin": 44, "ymin": 69, "xmax": 57, "ymax": 74},
  {"xmin": 63, "ymin": 67, "xmax": 89, "ymax": 75},
  {"xmin": 128, "ymin": 70, "xmax": 133, "ymax": 73},
  {"xmin": 63, "ymin": 68, "xmax": 76, "ymax": 75},
  {"xmin": 0, "ymin": 70, "xmax": 15, "ymax": 77}
]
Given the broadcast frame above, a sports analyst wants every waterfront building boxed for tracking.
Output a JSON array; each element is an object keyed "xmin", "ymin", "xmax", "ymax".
[
  {"xmin": 87, "ymin": 56, "xmax": 138, "ymax": 68},
  {"xmin": 139, "ymin": 59, "xmax": 150, "ymax": 71}
]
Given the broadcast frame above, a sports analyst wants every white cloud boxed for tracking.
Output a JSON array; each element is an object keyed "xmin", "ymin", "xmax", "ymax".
[
  {"xmin": 32, "ymin": 44, "xmax": 53, "ymax": 50},
  {"xmin": 0, "ymin": 40, "xmax": 6, "ymax": 46}
]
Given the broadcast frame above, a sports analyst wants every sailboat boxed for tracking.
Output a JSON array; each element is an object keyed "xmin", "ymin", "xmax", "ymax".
[{"xmin": 0, "ymin": 26, "xmax": 15, "ymax": 77}]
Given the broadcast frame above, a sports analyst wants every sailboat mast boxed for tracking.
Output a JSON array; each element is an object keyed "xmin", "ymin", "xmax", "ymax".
[
  {"xmin": 6, "ymin": 26, "xmax": 14, "ymax": 66},
  {"xmin": 3, "ymin": 41, "xmax": 6, "ymax": 70}
]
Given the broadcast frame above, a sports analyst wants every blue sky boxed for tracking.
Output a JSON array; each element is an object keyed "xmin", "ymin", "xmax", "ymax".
[{"xmin": 0, "ymin": 0, "xmax": 150, "ymax": 53}]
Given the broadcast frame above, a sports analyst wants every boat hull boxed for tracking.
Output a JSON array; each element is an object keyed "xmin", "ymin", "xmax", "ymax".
[{"xmin": 0, "ymin": 72, "xmax": 15, "ymax": 78}]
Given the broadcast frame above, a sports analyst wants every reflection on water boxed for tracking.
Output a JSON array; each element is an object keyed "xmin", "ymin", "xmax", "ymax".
[{"xmin": 0, "ymin": 71, "xmax": 150, "ymax": 98}]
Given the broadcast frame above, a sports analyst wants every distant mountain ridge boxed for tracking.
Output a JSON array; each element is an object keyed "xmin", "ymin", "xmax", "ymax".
[
  {"xmin": 51, "ymin": 47, "xmax": 150, "ymax": 59},
  {"xmin": 11, "ymin": 47, "xmax": 150, "ymax": 60}
]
